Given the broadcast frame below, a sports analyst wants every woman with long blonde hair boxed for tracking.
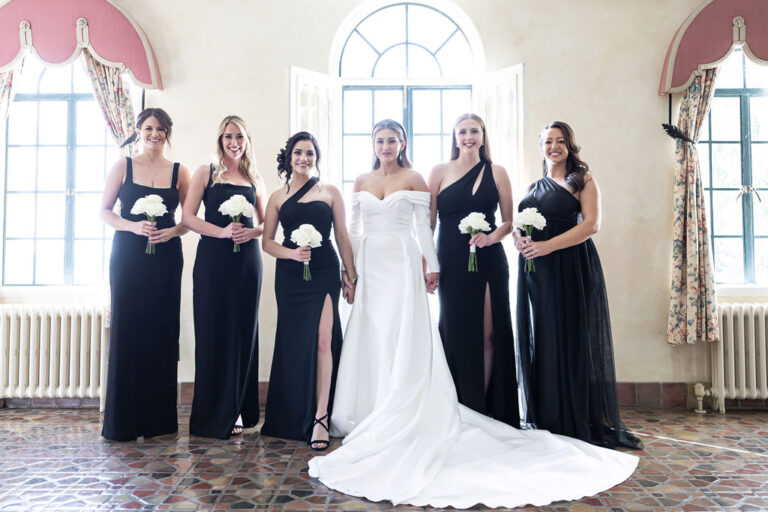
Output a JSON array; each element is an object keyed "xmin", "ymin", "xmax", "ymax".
[{"xmin": 183, "ymin": 115, "xmax": 267, "ymax": 439}]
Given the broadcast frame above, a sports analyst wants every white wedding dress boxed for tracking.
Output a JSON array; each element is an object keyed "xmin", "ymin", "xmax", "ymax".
[{"xmin": 308, "ymin": 190, "xmax": 637, "ymax": 508}]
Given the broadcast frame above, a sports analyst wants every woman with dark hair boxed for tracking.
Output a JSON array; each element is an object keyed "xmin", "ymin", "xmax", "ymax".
[
  {"xmin": 100, "ymin": 107, "xmax": 190, "ymax": 441},
  {"xmin": 428, "ymin": 113, "xmax": 518, "ymax": 427},
  {"xmin": 183, "ymin": 115, "xmax": 266, "ymax": 439},
  {"xmin": 514, "ymin": 121, "xmax": 642, "ymax": 449},
  {"xmin": 309, "ymin": 120, "xmax": 637, "ymax": 508},
  {"xmin": 261, "ymin": 132, "xmax": 356, "ymax": 450}
]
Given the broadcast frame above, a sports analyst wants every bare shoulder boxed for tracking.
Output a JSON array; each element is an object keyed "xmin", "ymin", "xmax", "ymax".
[
  {"xmin": 583, "ymin": 171, "xmax": 595, "ymax": 185},
  {"xmin": 353, "ymin": 173, "xmax": 372, "ymax": 192},
  {"xmin": 407, "ymin": 170, "xmax": 428, "ymax": 192},
  {"xmin": 322, "ymin": 183, "xmax": 341, "ymax": 197}
]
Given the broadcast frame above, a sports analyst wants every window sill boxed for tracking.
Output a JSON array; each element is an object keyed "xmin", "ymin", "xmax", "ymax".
[
  {"xmin": 0, "ymin": 286, "xmax": 109, "ymax": 304},
  {"xmin": 716, "ymin": 285, "xmax": 768, "ymax": 298}
]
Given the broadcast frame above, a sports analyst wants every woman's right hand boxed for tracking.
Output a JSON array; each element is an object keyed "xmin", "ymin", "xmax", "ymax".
[
  {"xmin": 291, "ymin": 246, "xmax": 312, "ymax": 263},
  {"xmin": 514, "ymin": 235, "xmax": 532, "ymax": 253},
  {"xmin": 219, "ymin": 222, "xmax": 236, "ymax": 239},
  {"xmin": 132, "ymin": 220, "xmax": 157, "ymax": 237}
]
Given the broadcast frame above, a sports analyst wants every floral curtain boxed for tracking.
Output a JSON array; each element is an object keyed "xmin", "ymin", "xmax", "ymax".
[
  {"xmin": 0, "ymin": 59, "xmax": 23, "ymax": 121},
  {"xmin": 667, "ymin": 68, "xmax": 719, "ymax": 345},
  {"xmin": 81, "ymin": 49, "xmax": 135, "ymax": 156}
]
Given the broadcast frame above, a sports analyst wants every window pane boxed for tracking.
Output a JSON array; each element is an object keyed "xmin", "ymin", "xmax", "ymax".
[
  {"xmin": 411, "ymin": 134, "xmax": 441, "ymax": 174},
  {"xmin": 744, "ymin": 57, "xmax": 768, "ymax": 89},
  {"xmin": 710, "ymin": 97, "xmax": 740, "ymax": 141},
  {"xmin": 343, "ymin": 90, "xmax": 372, "ymax": 134},
  {"xmin": 342, "ymin": 181, "xmax": 355, "ymax": 211},
  {"xmin": 343, "ymin": 135, "xmax": 372, "ymax": 180},
  {"xmin": 754, "ymin": 197, "xmax": 768, "ymax": 236},
  {"xmin": 36, "ymin": 193, "xmax": 66, "ymax": 238},
  {"xmin": 38, "ymin": 65, "xmax": 72, "ymax": 94},
  {"xmin": 755, "ymin": 238, "xmax": 768, "ymax": 284},
  {"xmin": 14, "ymin": 58, "xmax": 45, "ymax": 94},
  {"xmin": 74, "ymin": 193, "xmax": 103, "ymax": 238},
  {"xmin": 443, "ymin": 134, "xmax": 454, "ymax": 161},
  {"xmin": 7, "ymin": 101, "xmax": 38, "ymax": 145},
  {"xmin": 356, "ymin": 5, "xmax": 405, "ymax": 53},
  {"xmin": 750, "ymin": 97, "xmax": 768, "ymax": 141},
  {"xmin": 716, "ymin": 51, "xmax": 744, "ymax": 89},
  {"xmin": 408, "ymin": 46, "xmax": 441, "ymax": 79},
  {"xmin": 76, "ymin": 101, "xmax": 107, "ymax": 145},
  {"xmin": 76, "ymin": 147, "xmax": 106, "ymax": 191},
  {"xmin": 373, "ymin": 90, "xmax": 403, "ymax": 124},
  {"xmin": 38, "ymin": 102, "xmax": 68, "ymax": 145},
  {"xmin": 4, "ymin": 193, "xmax": 36, "ymax": 238},
  {"xmin": 6, "ymin": 147, "xmax": 37, "ymax": 191},
  {"xmin": 72, "ymin": 63, "xmax": 93, "ymax": 94},
  {"xmin": 37, "ymin": 147, "xmax": 68, "ymax": 191},
  {"xmin": 374, "ymin": 45, "xmax": 407, "ymax": 79},
  {"xmin": 697, "ymin": 144, "xmax": 710, "ymax": 189},
  {"xmin": 753, "ymin": 143, "xmax": 768, "ymax": 188},
  {"xmin": 3, "ymin": 240, "xmax": 34, "ymax": 284},
  {"xmin": 340, "ymin": 31, "xmax": 379, "ymax": 78},
  {"xmin": 436, "ymin": 33, "xmax": 474, "ymax": 79},
  {"xmin": 713, "ymin": 237, "xmax": 744, "ymax": 283},
  {"xmin": 35, "ymin": 239, "xmax": 65, "ymax": 284},
  {"xmin": 408, "ymin": 5, "xmax": 457, "ymax": 53},
  {"xmin": 711, "ymin": 143, "xmax": 741, "ymax": 188},
  {"xmin": 412, "ymin": 89, "xmax": 441, "ymax": 133},
  {"xmin": 442, "ymin": 89, "xmax": 472, "ymax": 133},
  {"xmin": 73, "ymin": 239, "xmax": 105, "ymax": 285},
  {"xmin": 712, "ymin": 190, "xmax": 742, "ymax": 236},
  {"xmin": 698, "ymin": 114, "xmax": 710, "ymax": 142}
]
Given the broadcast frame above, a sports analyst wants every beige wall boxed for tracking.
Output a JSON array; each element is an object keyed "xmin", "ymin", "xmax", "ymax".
[{"xmin": 110, "ymin": 0, "xmax": 718, "ymax": 383}]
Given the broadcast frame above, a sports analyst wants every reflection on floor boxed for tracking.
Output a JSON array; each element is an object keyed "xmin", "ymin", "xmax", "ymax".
[{"xmin": 0, "ymin": 407, "xmax": 767, "ymax": 511}]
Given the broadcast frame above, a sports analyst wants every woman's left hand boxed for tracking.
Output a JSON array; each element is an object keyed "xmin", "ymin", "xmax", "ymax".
[
  {"xmin": 520, "ymin": 240, "xmax": 552, "ymax": 260},
  {"xmin": 148, "ymin": 227, "xmax": 176, "ymax": 244},
  {"xmin": 232, "ymin": 223, "xmax": 261, "ymax": 244},
  {"xmin": 469, "ymin": 232, "xmax": 494, "ymax": 248},
  {"xmin": 425, "ymin": 272, "xmax": 439, "ymax": 294}
]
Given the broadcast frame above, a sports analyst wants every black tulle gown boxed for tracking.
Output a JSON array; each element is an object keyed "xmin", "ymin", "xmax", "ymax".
[
  {"xmin": 436, "ymin": 160, "xmax": 519, "ymax": 427},
  {"xmin": 189, "ymin": 166, "xmax": 262, "ymax": 440},
  {"xmin": 516, "ymin": 176, "xmax": 642, "ymax": 449},
  {"xmin": 262, "ymin": 177, "xmax": 343, "ymax": 442},
  {"xmin": 102, "ymin": 157, "xmax": 182, "ymax": 441}
]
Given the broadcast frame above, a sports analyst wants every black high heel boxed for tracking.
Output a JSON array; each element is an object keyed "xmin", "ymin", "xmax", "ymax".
[{"xmin": 310, "ymin": 413, "xmax": 330, "ymax": 451}]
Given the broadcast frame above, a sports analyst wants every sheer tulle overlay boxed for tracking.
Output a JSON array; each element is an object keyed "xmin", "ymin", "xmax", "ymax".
[{"xmin": 308, "ymin": 190, "xmax": 637, "ymax": 508}]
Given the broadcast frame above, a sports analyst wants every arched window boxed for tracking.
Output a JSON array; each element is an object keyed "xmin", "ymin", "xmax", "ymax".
[{"xmin": 3, "ymin": 57, "xmax": 120, "ymax": 286}]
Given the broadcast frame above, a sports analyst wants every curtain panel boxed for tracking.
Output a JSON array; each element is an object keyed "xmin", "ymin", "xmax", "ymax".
[
  {"xmin": 0, "ymin": 58, "xmax": 23, "ymax": 121},
  {"xmin": 81, "ymin": 49, "xmax": 136, "ymax": 156},
  {"xmin": 667, "ymin": 68, "xmax": 719, "ymax": 345}
]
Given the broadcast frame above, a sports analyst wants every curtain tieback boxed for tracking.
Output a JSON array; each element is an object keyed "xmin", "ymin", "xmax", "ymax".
[{"xmin": 736, "ymin": 186, "xmax": 762, "ymax": 203}]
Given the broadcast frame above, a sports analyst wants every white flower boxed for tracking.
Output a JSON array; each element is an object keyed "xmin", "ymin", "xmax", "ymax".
[
  {"xmin": 513, "ymin": 207, "xmax": 547, "ymax": 231},
  {"xmin": 218, "ymin": 194, "xmax": 254, "ymax": 218},
  {"xmin": 130, "ymin": 194, "xmax": 167, "ymax": 218},
  {"xmin": 458, "ymin": 212, "xmax": 492, "ymax": 234},
  {"xmin": 290, "ymin": 224, "xmax": 323, "ymax": 248}
]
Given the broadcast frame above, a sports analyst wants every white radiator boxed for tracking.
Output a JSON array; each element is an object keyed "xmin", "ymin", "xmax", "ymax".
[
  {"xmin": 0, "ymin": 304, "xmax": 109, "ymax": 410},
  {"xmin": 712, "ymin": 303, "xmax": 768, "ymax": 413}
]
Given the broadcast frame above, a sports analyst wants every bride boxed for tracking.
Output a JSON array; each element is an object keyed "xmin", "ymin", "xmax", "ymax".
[{"xmin": 308, "ymin": 119, "xmax": 638, "ymax": 508}]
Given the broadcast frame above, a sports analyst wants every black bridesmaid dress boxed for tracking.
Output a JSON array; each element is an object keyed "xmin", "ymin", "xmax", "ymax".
[
  {"xmin": 261, "ymin": 177, "xmax": 343, "ymax": 442},
  {"xmin": 516, "ymin": 176, "xmax": 642, "ymax": 449},
  {"xmin": 436, "ymin": 160, "xmax": 519, "ymax": 427},
  {"xmin": 189, "ymin": 165, "xmax": 262, "ymax": 439},
  {"xmin": 102, "ymin": 157, "xmax": 182, "ymax": 441}
]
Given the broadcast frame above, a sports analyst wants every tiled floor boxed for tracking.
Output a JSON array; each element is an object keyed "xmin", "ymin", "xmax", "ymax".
[{"xmin": 0, "ymin": 407, "xmax": 767, "ymax": 511}]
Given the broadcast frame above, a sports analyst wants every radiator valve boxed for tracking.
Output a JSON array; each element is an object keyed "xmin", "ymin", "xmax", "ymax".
[{"xmin": 693, "ymin": 382, "xmax": 716, "ymax": 413}]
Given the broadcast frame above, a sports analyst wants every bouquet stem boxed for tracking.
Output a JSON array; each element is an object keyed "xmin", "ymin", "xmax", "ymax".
[
  {"xmin": 468, "ymin": 242, "xmax": 478, "ymax": 272},
  {"xmin": 232, "ymin": 214, "xmax": 241, "ymax": 253},
  {"xmin": 303, "ymin": 261, "xmax": 311, "ymax": 281},
  {"xmin": 145, "ymin": 215, "xmax": 156, "ymax": 255},
  {"xmin": 524, "ymin": 226, "xmax": 536, "ymax": 272}
]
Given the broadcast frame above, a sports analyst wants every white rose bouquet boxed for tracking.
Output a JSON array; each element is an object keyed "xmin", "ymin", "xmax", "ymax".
[
  {"xmin": 130, "ymin": 194, "xmax": 168, "ymax": 255},
  {"xmin": 218, "ymin": 194, "xmax": 254, "ymax": 253},
  {"xmin": 513, "ymin": 207, "xmax": 547, "ymax": 272},
  {"xmin": 290, "ymin": 224, "xmax": 323, "ymax": 281},
  {"xmin": 458, "ymin": 212, "xmax": 492, "ymax": 272}
]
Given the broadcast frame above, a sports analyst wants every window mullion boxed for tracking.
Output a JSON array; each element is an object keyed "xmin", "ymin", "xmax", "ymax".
[
  {"xmin": 740, "ymin": 95, "xmax": 755, "ymax": 283},
  {"xmin": 63, "ymin": 99, "xmax": 76, "ymax": 285}
]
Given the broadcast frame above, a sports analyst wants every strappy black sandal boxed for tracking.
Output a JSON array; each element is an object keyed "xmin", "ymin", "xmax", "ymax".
[
  {"xmin": 231, "ymin": 423, "xmax": 244, "ymax": 436},
  {"xmin": 310, "ymin": 413, "xmax": 330, "ymax": 451}
]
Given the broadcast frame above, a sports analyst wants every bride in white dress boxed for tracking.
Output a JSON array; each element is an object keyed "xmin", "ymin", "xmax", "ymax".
[{"xmin": 308, "ymin": 119, "xmax": 638, "ymax": 508}]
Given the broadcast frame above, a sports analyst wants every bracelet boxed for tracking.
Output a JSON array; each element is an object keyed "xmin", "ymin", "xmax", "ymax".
[{"xmin": 350, "ymin": 276, "xmax": 358, "ymax": 285}]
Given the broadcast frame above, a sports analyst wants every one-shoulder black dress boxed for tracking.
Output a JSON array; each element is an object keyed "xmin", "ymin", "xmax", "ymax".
[
  {"xmin": 262, "ymin": 177, "xmax": 343, "ymax": 442},
  {"xmin": 516, "ymin": 176, "xmax": 641, "ymax": 449},
  {"xmin": 189, "ymin": 166, "xmax": 262, "ymax": 439},
  {"xmin": 436, "ymin": 160, "xmax": 519, "ymax": 427},
  {"xmin": 102, "ymin": 157, "xmax": 183, "ymax": 441}
]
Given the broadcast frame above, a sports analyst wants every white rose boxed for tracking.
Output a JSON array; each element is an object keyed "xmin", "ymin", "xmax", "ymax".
[
  {"xmin": 131, "ymin": 194, "xmax": 168, "ymax": 218},
  {"xmin": 513, "ymin": 207, "xmax": 547, "ymax": 231},
  {"xmin": 219, "ymin": 194, "xmax": 253, "ymax": 218},
  {"xmin": 458, "ymin": 212, "xmax": 492, "ymax": 234},
  {"xmin": 291, "ymin": 224, "xmax": 323, "ymax": 248}
]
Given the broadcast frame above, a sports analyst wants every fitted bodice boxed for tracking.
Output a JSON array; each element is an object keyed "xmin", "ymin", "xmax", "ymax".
[
  {"xmin": 118, "ymin": 157, "xmax": 180, "ymax": 229},
  {"xmin": 354, "ymin": 190, "xmax": 428, "ymax": 237},
  {"xmin": 201, "ymin": 164, "xmax": 256, "ymax": 230},
  {"xmin": 279, "ymin": 177, "xmax": 337, "ymax": 268},
  {"xmin": 518, "ymin": 177, "xmax": 582, "ymax": 241}
]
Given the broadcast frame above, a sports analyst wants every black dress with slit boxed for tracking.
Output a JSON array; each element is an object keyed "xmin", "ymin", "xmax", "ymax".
[
  {"xmin": 436, "ymin": 160, "xmax": 519, "ymax": 427},
  {"xmin": 261, "ymin": 177, "xmax": 343, "ymax": 442},
  {"xmin": 189, "ymin": 166, "xmax": 262, "ymax": 439},
  {"xmin": 516, "ymin": 176, "xmax": 642, "ymax": 449},
  {"xmin": 102, "ymin": 157, "xmax": 183, "ymax": 441}
]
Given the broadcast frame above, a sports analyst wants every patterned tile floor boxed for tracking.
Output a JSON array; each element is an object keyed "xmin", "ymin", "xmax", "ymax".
[{"xmin": 0, "ymin": 407, "xmax": 766, "ymax": 511}]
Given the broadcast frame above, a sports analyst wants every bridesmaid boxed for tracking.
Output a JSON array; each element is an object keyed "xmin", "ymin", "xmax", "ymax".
[
  {"xmin": 514, "ymin": 121, "xmax": 641, "ymax": 449},
  {"xmin": 183, "ymin": 115, "xmax": 266, "ymax": 439},
  {"xmin": 427, "ymin": 113, "xmax": 519, "ymax": 427},
  {"xmin": 100, "ymin": 107, "xmax": 190, "ymax": 441},
  {"xmin": 261, "ymin": 132, "xmax": 356, "ymax": 450}
]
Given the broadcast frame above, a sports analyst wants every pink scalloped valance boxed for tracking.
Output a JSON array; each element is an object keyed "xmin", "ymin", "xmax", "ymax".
[
  {"xmin": 0, "ymin": 0, "xmax": 162, "ymax": 89},
  {"xmin": 659, "ymin": 0, "xmax": 768, "ymax": 95}
]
